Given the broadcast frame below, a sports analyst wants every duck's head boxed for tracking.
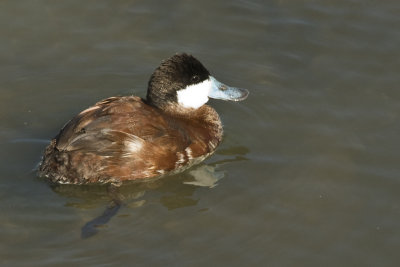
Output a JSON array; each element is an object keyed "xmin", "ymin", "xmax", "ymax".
[{"xmin": 146, "ymin": 53, "xmax": 249, "ymax": 111}]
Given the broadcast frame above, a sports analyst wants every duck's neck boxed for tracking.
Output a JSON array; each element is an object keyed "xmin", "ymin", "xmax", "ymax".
[
  {"xmin": 196, "ymin": 105, "xmax": 223, "ymax": 141},
  {"xmin": 164, "ymin": 104, "xmax": 223, "ymax": 150},
  {"xmin": 197, "ymin": 105, "xmax": 223, "ymax": 152}
]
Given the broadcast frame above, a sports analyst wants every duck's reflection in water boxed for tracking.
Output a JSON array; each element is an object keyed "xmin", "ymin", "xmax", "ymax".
[{"xmin": 49, "ymin": 146, "xmax": 249, "ymax": 238}]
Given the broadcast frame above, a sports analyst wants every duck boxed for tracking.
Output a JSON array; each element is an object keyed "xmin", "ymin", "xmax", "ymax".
[{"xmin": 38, "ymin": 53, "xmax": 249, "ymax": 185}]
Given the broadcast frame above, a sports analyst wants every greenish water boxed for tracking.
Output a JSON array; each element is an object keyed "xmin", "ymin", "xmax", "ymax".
[{"xmin": 1, "ymin": 1, "xmax": 399, "ymax": 266}]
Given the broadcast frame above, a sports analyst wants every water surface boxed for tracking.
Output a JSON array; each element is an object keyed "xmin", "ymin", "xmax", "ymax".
[{"xmin": 1, "ymin": 1, "xmax": 399, "ymax": 266}]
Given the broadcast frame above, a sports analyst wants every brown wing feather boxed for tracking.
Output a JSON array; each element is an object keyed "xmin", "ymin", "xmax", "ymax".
[{"xmin": 39, "ymin": 96, "xmax": 195, "ymax": 183}]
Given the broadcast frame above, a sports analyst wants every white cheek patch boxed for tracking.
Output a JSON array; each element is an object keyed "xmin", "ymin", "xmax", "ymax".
[{"xmin": 177, "ymin": 78, "xmax": 212, "ymax": 109}]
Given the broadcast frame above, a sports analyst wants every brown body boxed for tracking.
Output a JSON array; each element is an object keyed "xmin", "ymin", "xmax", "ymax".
[{"xmin": 39, "ymin": 96, "xmax": 223, "ymax": 184}]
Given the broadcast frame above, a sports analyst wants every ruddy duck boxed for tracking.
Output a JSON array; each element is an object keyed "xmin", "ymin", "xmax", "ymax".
[{"xmin": 39, "ymin": 53, "xmax": 249, "ymax": 185}]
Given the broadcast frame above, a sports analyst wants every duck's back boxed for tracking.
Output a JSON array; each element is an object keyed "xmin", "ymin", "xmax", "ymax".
[{"xmin": 39, "ymin": 96, "xmax": 222, "ymax": 184}]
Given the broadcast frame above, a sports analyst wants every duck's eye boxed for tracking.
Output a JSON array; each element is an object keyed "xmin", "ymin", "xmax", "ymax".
[{"xmin": 191, "ymin": 75, "xmax": 200, "ymax": 83}]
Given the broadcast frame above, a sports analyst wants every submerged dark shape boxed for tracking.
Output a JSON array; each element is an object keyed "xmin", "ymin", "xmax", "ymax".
[
  {"xmin": 38, "ymin": 53, "xmax": 249, "ymax": 185},
  {"xmin": 79, "ymin": 183, "xmax": 124, "ymax": 239},
  {"xmin": 81, "ymin": 202, "xmax": 121, "ymax": 239}
]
